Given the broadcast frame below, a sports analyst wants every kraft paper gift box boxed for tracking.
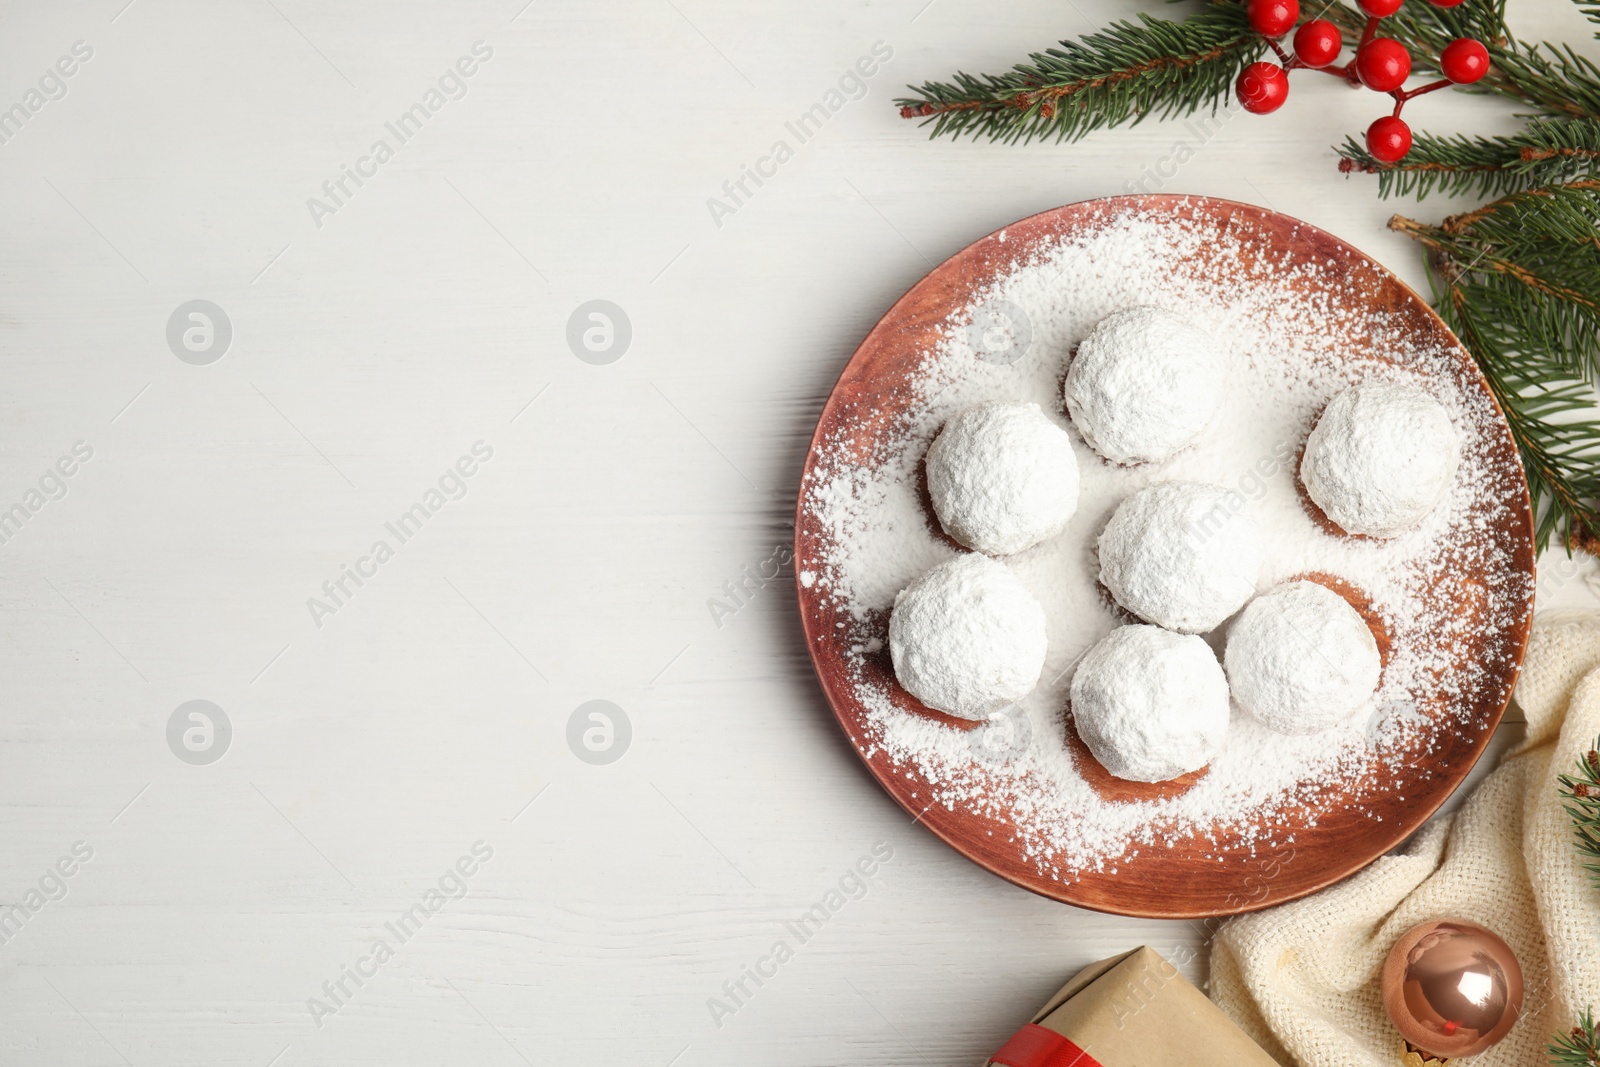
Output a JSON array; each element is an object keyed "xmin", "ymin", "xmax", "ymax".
[{"xmin": 985, "ymin": 945, "xmax": 1283, "ymax": 1067}]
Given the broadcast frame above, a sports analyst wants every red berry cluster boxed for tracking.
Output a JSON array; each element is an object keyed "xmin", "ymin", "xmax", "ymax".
[{"xmin": 1236, "ymin": 0, "xmax": 1490, "ymax": 162}]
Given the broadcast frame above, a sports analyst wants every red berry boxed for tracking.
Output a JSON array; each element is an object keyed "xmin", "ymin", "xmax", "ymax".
[
  {"xmin": 1366, "ymin": 115, "xmax": 1412, "ymax": 162},
  {"xmin": 1247, "ymin": 0, "xmax": 1300, "ymax": 37},
  {"xmin": 1440, "ymin": 37, "xmax": 1490, "ymax": 83},
  {"xmin": 1293, "ymin": 19, "xmax": 1343, "ymax": 67},
  {"xmin": 1357, "ymin": 0, "xmax": 1404, "ymax": 16},
  {"xmin": 1355, "ymin": 38, "xmax": 1411, "ymax": 91},
  {"xmin": 1237, "ymin": 62, "xmax": 1290, "ymax": 113}
]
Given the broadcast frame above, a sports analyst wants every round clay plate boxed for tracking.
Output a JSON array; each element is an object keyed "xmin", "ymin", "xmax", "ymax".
[{"xmin": 794, "ymin": 195, "xmax": 1536, "ymax": 918}]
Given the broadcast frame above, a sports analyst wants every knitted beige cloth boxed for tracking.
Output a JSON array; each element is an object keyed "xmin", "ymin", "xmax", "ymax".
[{"xmin": 1211, "ymin": 613, "xmax": 1600, "ymax": 1067}]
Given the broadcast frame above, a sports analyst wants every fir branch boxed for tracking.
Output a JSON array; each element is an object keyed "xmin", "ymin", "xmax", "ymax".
[
  {"xmin": 1440, "ymin": 287, "xmax": 1600, "ymax": 553},
  {"xmin": 1338, "ymin": 118, "xmax": 1600, "ymax": 200},
  {"xmin": 895, "ymin": 2, "xmax": 1257, "ymax": 144},
  {"xmin": 1552, "ymin": 744, "xmax": 1600, "ymax": 1067},
  {"xmin": 1434, "ymin": 182, "xmax": 1600, "ymax": 382},
  {"xmin": 1481, "ymin": 40, "xmax": 1600, "ymax": 118},
  {"xmin": 1549, "ymin": 1008, "xmax": 1600, "ymax": 1067},
  {"xmin": 1391, "ymin": 182, "xmax": 1600, "ymax": 553},
  {"xmin": 1557, "ymin": 737, "xmax": 1600, "ymax": 889}
]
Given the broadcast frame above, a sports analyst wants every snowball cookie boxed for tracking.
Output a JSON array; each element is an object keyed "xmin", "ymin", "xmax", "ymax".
[
  {"xmin": 926, "ymin": 401, "xmax": 1081, "ymax": 556},
  {"xmin": 1098, "ymin": 481, "xmax": 1263, "ymax": 633},
  {"xmin": 1070, "ymin": 624, "xmax": 1231, "ymax": 782},
  {"xmin": 1064, "ymin": 306, "xmax": 1225, "ymax": 466},
  {"xmin": 1226, "ymin": 580, "xmax": 1382, "ymax": 734},
  {"xmin": 889, "ymin": 553, "xmax": 1048, "ymax": 721},
  {"xmin": 1301, "ymin": 381, "xmax": 1460, "ymax": 538}
]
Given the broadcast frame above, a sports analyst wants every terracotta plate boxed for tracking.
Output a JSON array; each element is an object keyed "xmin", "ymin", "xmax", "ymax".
[{"xmin": 794, "ymin": 195, "xmax": 1536, "ymax": 918}]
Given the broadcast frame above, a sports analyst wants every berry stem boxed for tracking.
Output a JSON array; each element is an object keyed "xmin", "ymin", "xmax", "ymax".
[
  {"xmin": 1358, "ymin": 15, "xmax": 1380, "ymax": 48},
  {"xmin": 1297, "ymin": 60, "xmax": 1359, "ymax": 82},
  {"xmin": 1395, "ymin": 78, "xmax": 1452, "ymax": 101}
]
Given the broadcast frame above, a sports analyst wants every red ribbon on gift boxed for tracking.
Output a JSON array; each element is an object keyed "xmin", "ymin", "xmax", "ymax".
[{"xmin": 990, "ymin": 1023, "xmax": 1104, "ymax": 1067}]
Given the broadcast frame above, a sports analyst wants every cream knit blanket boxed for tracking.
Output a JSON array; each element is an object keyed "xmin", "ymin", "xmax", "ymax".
[{"xmin": 1211, "ymin": 613, "xmax": 1600, "ymax": 1066}]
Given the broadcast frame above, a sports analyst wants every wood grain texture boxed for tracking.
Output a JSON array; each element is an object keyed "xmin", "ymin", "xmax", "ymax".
[{"xmin": 0, "ymin": 0, "xmax": 1594, "ymax": 1063}]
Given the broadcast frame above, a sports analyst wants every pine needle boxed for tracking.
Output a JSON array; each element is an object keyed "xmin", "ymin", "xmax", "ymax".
[
  {"xmin": 1338, "ymin": 119, "xmax": 1600, "ymax": 200},
  {"xmin": 894, "ymin": 2, "xmax": 1258, "ymax": 144},
  {"xmin": 1557, "ymin": 737, "xmax": 1600, "ymax": 890},
  {"xmin": 1573, "ymin": 0, "xmax": 1600, "ymax": 35},
  {"xmin": 1548, "ymin": 1008, "xmax": 1599, "ymax": 1067},
  {"xmin": 1391, "ymin": 183, "xmax": 1600, "ymax": 553}
]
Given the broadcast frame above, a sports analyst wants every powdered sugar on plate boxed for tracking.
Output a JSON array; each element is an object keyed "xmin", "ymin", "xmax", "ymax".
[{"xmin": 797, "ymin": 201, "xmax": 1535, "ymax": 888}]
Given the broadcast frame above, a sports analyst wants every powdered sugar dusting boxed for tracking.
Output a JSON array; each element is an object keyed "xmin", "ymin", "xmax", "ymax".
[{"xmin": 798, "ymin": 202, "xmax": 1535, "ymax": 887}]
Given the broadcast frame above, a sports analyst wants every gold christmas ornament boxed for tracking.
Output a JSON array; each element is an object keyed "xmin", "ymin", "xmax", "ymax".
[
  {"xmin": 1381, "ymin": 920, "xmax": 1523, "ymax": 1060},
  {"xmin": 1394, "ymin": 1036, "xmax": 1453, "ymax": 1066}
]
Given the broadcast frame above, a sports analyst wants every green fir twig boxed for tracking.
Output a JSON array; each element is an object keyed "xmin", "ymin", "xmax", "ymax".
[
  {"xmin": 1391, "ymin": 182, "xmax": 1600, "ymax": 553},
  {"xmin": 1549, "ymin": 1009, "xmax": 1600, "ymax": 1067},
  {"xmin": 1549, "ymin": 743, "xmax": 1600, "ymax": 1067},
  {"xmin": 894, "ymin": 2, "xmax": 1257, "ymax": 144},
  {"xmin": 1557, "ymin": 737, "xmax": 1600, "ymax": 889},
  {"xmin": 1483, "ymin": 39, "xmax": 1600, "ymax": 117},
  {"xmin": 1338, "ymin": 118, "xmax": 1600, "ymax": 199}
]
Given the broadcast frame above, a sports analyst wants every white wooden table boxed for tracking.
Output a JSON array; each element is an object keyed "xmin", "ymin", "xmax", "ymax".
[{"xmin": 1, "ymin": 1, "xmax": 1595, "ymax": 1063}]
